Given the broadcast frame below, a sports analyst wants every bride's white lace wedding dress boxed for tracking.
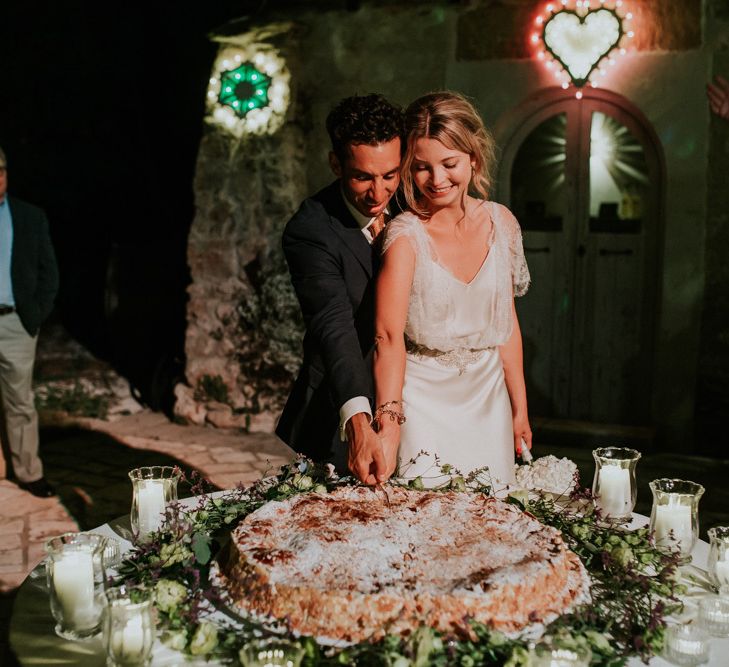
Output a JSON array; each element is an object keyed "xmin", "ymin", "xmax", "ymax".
[{"xmin": 382, "ymin": 201, "xmax": 530, "ymax": 485}]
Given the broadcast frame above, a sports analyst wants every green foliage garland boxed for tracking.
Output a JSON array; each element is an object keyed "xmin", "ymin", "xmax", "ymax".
[{"xmin": 116, "ymin": 458, "xmax": 683, "ymax": 666}]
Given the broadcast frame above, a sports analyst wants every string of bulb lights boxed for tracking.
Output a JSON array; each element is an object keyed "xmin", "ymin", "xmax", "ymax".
[
  {"xmin": 532, "ymin": 0, "xmax": 633, "ymax": 98},
  {"xmin": 206, "ymin": 46, "xmax": 290, "ymax": 137}
]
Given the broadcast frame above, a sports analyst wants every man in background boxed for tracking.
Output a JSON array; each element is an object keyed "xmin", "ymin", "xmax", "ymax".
[
  {"xmin": 0, "ymin": 146, "xmax": 59, "ymax": 497},
  {"xmin": 277, "ymin": 94, "xmax": 403, "ymax": 485}
]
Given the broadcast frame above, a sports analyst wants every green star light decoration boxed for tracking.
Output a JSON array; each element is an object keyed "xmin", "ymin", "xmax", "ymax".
[{"xmin": 217, "ymin": 63, "xmax": 272, "ymax": 118}]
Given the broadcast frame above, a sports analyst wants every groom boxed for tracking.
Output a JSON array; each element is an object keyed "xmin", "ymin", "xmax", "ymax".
[{"xmin": 277, "ymin": 94, "xmax": 403, "ymax": 485}]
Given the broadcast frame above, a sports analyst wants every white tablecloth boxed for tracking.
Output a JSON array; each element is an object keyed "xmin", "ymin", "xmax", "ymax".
[{"xmin": 10, "ymin": 508, "xmax": 729, "ymax": 666}]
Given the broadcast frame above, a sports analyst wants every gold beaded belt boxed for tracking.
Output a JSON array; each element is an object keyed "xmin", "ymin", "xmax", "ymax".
[{"xmin": 405, "ymin": 338, "xmax": 487, "ymax": 375}]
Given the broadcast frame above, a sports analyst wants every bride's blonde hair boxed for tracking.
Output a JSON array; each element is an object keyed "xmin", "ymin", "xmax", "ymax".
[{"xmin": 401, "ymin": 91, "xmax": 496, "ymax": 216}]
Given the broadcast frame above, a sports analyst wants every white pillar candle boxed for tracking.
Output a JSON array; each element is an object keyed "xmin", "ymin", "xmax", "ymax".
[
  {"xmin": 531, "ymin": 648, "xmax": 590, "ymax": 667},
  {"xmin": 597, "ymin": 466, "xmax": 631, "ymax": 517},
  {"xmin": 654, "ymin": 501, "xmax": 693, "ymax": 551},
  {"xmin": 706, "ymin": 608, "xmax": 729, "ymax": 623},
  {"xmin": 52, "ymin": 551, "xmax": 96, "ymax": 628},
  {"xmin": 111, "ymin": 613, "xmax": 147, "ymax": 659},
  {"xmin": 137, "ymin": 479, "xmax": 167, "ymax": 534},
  {"xmin": 672, "ymin": 636, "xmax": 706, "ymax": 655},
  {"xmin": 715, "ymin": 559, "xmax": 729, "ymax": 586}
]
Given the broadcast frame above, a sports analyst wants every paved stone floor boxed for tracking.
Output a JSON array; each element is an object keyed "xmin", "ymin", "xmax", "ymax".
[{"xmin": 0, "ymin": 410, "xmax": 293, "ymax": 665}]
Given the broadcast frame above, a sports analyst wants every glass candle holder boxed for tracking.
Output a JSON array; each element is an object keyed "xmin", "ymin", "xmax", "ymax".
[
  {"xmin": 530, "ymin": 644, "xmax": 592, "ymax": 667},
  {"xmin": 592, "ymin": 447, "xmax": 641, "ymax": 523},
  {"xmin": 707, "ymin": 526, "xmax": 729, "ymax": 589},
  {"xmin": 697, "ymin": 594, "xmax": 729, "ymax": 638},
  {"xmin": 128, "ymin": 466, "xmax": 181, "ymax": 539},
  {"xmin": 90, "ymin": 532, "xmax": 122, "ymax": 570},
  {"xmin": 45, "ymin": 532, "xmax": 108, "ymax": 640},
  {"xmin": 649, "ymin": 479, "xmax": 704, "ymax": 562},
  {"xmin": 239, "ymin": 639, "xmax": 305, "ymax": 667},
  {"xmin": 662, "ymin": 624, "xmax": 710, "ymax": 666},
  {"xmin": 104, "ymin": 586, "xmax": 155, "ymax": 666}
]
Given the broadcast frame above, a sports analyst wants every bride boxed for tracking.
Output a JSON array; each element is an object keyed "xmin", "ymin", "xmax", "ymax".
[{"xmin": 373, "ymin": 91, "xmax": 531, "ymax": 485}]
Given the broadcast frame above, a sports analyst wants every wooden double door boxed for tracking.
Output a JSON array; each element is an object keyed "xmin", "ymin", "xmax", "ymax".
[{"xmin": 499, "ymin": 89, "xmax": 663, "ymax": 426}]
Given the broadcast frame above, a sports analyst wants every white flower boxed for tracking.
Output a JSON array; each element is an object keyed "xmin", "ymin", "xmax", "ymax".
[
  {"xmin": 159, "ymin": 542, "xmax": 193, "ymax": 567},
  {"xmin": 292, "ymin": 473, "xmax": 313, "ymax": 490},
  {"xmin": 515, "ymin": 455, "xmax": 577, "ymax": 495},
  {"xmin": 190, "ymin": 621, "xmax": 218, "ymax": 655},
  {"xmin": 155, "ymin": 579, "xmax": 188, "ymax": 613},
  {"xmin": 161, "ymin": 629, "xmax": 188, "ymax": 651}
]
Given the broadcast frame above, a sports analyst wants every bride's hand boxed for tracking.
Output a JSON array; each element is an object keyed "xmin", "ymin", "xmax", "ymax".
[
  {"xmin": 513, "ymin": 413, "xmax": 532, "ymax": 458},
  {"xmin": 377, "ymin": 420, "xmax": 400, "ymax": 480}
]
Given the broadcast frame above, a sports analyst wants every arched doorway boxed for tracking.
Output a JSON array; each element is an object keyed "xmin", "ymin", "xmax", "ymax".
[{"xmin": 497, "ymin": 88, "xmax": 665, "ymax": 427}]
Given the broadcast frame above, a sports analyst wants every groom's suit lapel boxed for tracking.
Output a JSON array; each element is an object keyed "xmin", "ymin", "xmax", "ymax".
[{"xmin": 321, "ymin": 183, "xmax": 373, "ymax": 279}]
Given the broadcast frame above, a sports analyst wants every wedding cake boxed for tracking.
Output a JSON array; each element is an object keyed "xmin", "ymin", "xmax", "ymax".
[{"xmin": 215, "ymin": 486, "xmax": 590, "ymax": 642}]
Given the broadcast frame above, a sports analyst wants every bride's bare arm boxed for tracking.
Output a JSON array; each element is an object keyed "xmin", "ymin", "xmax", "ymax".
[
  {"xmin": 499, "ymin": 300, "xmax": 532, "ymax": 457},
  {"xmin": 374, "ymin": 236, "xmax": 416, "ymax": 478}
]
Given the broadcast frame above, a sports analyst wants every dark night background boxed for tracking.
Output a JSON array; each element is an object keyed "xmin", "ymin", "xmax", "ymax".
[{"xmin": 0, "ymin": 2, "xmax": 269, "ymax": 408}]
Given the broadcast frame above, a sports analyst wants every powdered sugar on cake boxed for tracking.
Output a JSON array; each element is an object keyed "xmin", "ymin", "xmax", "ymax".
[{"xmin": 215, "ymin": 486, "xmax": 591, "ymax": 642}]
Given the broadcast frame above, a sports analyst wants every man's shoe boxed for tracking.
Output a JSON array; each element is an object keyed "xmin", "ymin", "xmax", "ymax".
[{"xmin": 18, "ymin": 478, "xmax": 57, "ymax": 498}]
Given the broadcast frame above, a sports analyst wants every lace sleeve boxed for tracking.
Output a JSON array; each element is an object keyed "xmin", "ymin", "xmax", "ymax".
[
  {"xmin": 498, "ymin": 204, "xmax": 530, "ymax": 297},
  {"xmin": 381, "ymin": 212, "xmax": 419, "ymax": 256}
]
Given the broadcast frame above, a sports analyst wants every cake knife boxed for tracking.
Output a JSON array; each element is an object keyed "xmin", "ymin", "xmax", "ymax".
[{"xmin": 374, "ymin": 483, "xmax": 391, "ymax": 509}]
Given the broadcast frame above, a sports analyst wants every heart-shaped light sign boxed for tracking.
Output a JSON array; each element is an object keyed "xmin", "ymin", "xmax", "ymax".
[{"xmin": 542, "ymin": 7, "xmax": 624, "ymax": 87}]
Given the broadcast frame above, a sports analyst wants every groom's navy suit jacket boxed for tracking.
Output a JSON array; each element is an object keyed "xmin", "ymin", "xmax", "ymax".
[{"xmin": 277, "ymin": 180, "xmax": 384, "ymax": 461}]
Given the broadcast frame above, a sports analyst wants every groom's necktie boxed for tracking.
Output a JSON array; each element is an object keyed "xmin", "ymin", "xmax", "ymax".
[{"xmin": 369, "ymin": 212, "xmax": 389, "ymax": 244}]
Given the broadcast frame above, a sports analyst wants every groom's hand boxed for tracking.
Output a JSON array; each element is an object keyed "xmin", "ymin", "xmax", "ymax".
[{"xmin": 346, "ymin": 413, "xmax": 387, "ymax": 485}]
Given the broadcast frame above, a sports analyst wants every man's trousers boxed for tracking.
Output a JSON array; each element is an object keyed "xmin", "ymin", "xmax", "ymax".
[{"xmin": 0, "ymin": 312, "xmax": 42, "ymax": 483}]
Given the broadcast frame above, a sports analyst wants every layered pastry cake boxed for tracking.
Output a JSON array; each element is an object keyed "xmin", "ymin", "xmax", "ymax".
[{"xmin": 215, "ymin": 486, "xmax": 590, "ymax": 642}]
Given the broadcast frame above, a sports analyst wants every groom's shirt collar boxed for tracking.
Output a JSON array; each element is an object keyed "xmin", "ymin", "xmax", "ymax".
[{"xmin": 339, "ymin": 186, "xmax": 390, "ymax": 245}]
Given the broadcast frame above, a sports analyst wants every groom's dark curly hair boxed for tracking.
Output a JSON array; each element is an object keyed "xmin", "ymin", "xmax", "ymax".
[{"xmin": 326, "ymin": 94, "xmax": 404, "ymax": 162}]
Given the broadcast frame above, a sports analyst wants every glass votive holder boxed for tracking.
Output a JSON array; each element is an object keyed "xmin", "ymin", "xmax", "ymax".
[
  {"xmin": 90, "ymin": 533, "xmax": 122, "ymax": 570},
  {"xmin": 662, "ymin": 624, "xmax": 710, "ymax": 666},
  {"xmin": 104, "ymin": 585, "xmax": 155, "ymax": 666},
  {"xmin": 649, "ymin": 479, "xmax": 704, "ymax": 563},
  {"xmin": 45, "ymin": 532, "xmax": 108, "ymax": 640},
  {"xmin": 239, "ymin": 638, "xmax": 305, "ymax": 667},
  {"xmin": 592, "ymin": 447, "xmax": 641, "ymax": 523},
  {"xmin": 707, "ymin": 526, "xmax": 729, "ymax": 589},
  {"xmin": 697, "ymin": 594, "xmax": 729, "ymax": 638},
  {"xmin": 128, "ymin": 466, "xmax": 181, "ymax": 539},
  {"xmin": 529, "ymin": 644, "xmax": 592, "ymax": 667}
]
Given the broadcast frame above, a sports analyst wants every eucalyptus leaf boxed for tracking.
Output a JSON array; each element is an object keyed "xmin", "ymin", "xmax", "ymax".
[
  {"xmin": 192, "ymin": 532, "xmax": 212, "ymax": 565},
  {"xmin": 114, "ymin": 456, "xmax": 682, "ymax": 665}
]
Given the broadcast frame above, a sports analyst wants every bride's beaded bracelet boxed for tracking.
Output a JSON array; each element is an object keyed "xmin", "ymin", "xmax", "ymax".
[{"xmin": 373, "ymin": 400, "xmax": 406, "ymax": 426}]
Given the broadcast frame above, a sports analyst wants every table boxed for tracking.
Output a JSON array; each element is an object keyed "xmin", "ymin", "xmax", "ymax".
[
  {"xmin": 9, "ymin": 512, "xmax": 212, "ymax": 666},
  {"xmin": 9, "ymin": 510, "xmax": 729, "ymax": 666}
]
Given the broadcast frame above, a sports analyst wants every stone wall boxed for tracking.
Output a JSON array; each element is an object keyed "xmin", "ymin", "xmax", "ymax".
[
  {"xmin": 175, "ymin": 5, "xmax": 454, "ymax": 431},
  {"xmin": 176, "ymin": 25, "xmax": 308, "ymax": 431}
]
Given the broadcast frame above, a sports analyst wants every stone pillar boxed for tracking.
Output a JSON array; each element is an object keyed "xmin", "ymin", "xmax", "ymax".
[{"xmin": 176, "ymin": 23, "xmax": 306, "ymax": 431}]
